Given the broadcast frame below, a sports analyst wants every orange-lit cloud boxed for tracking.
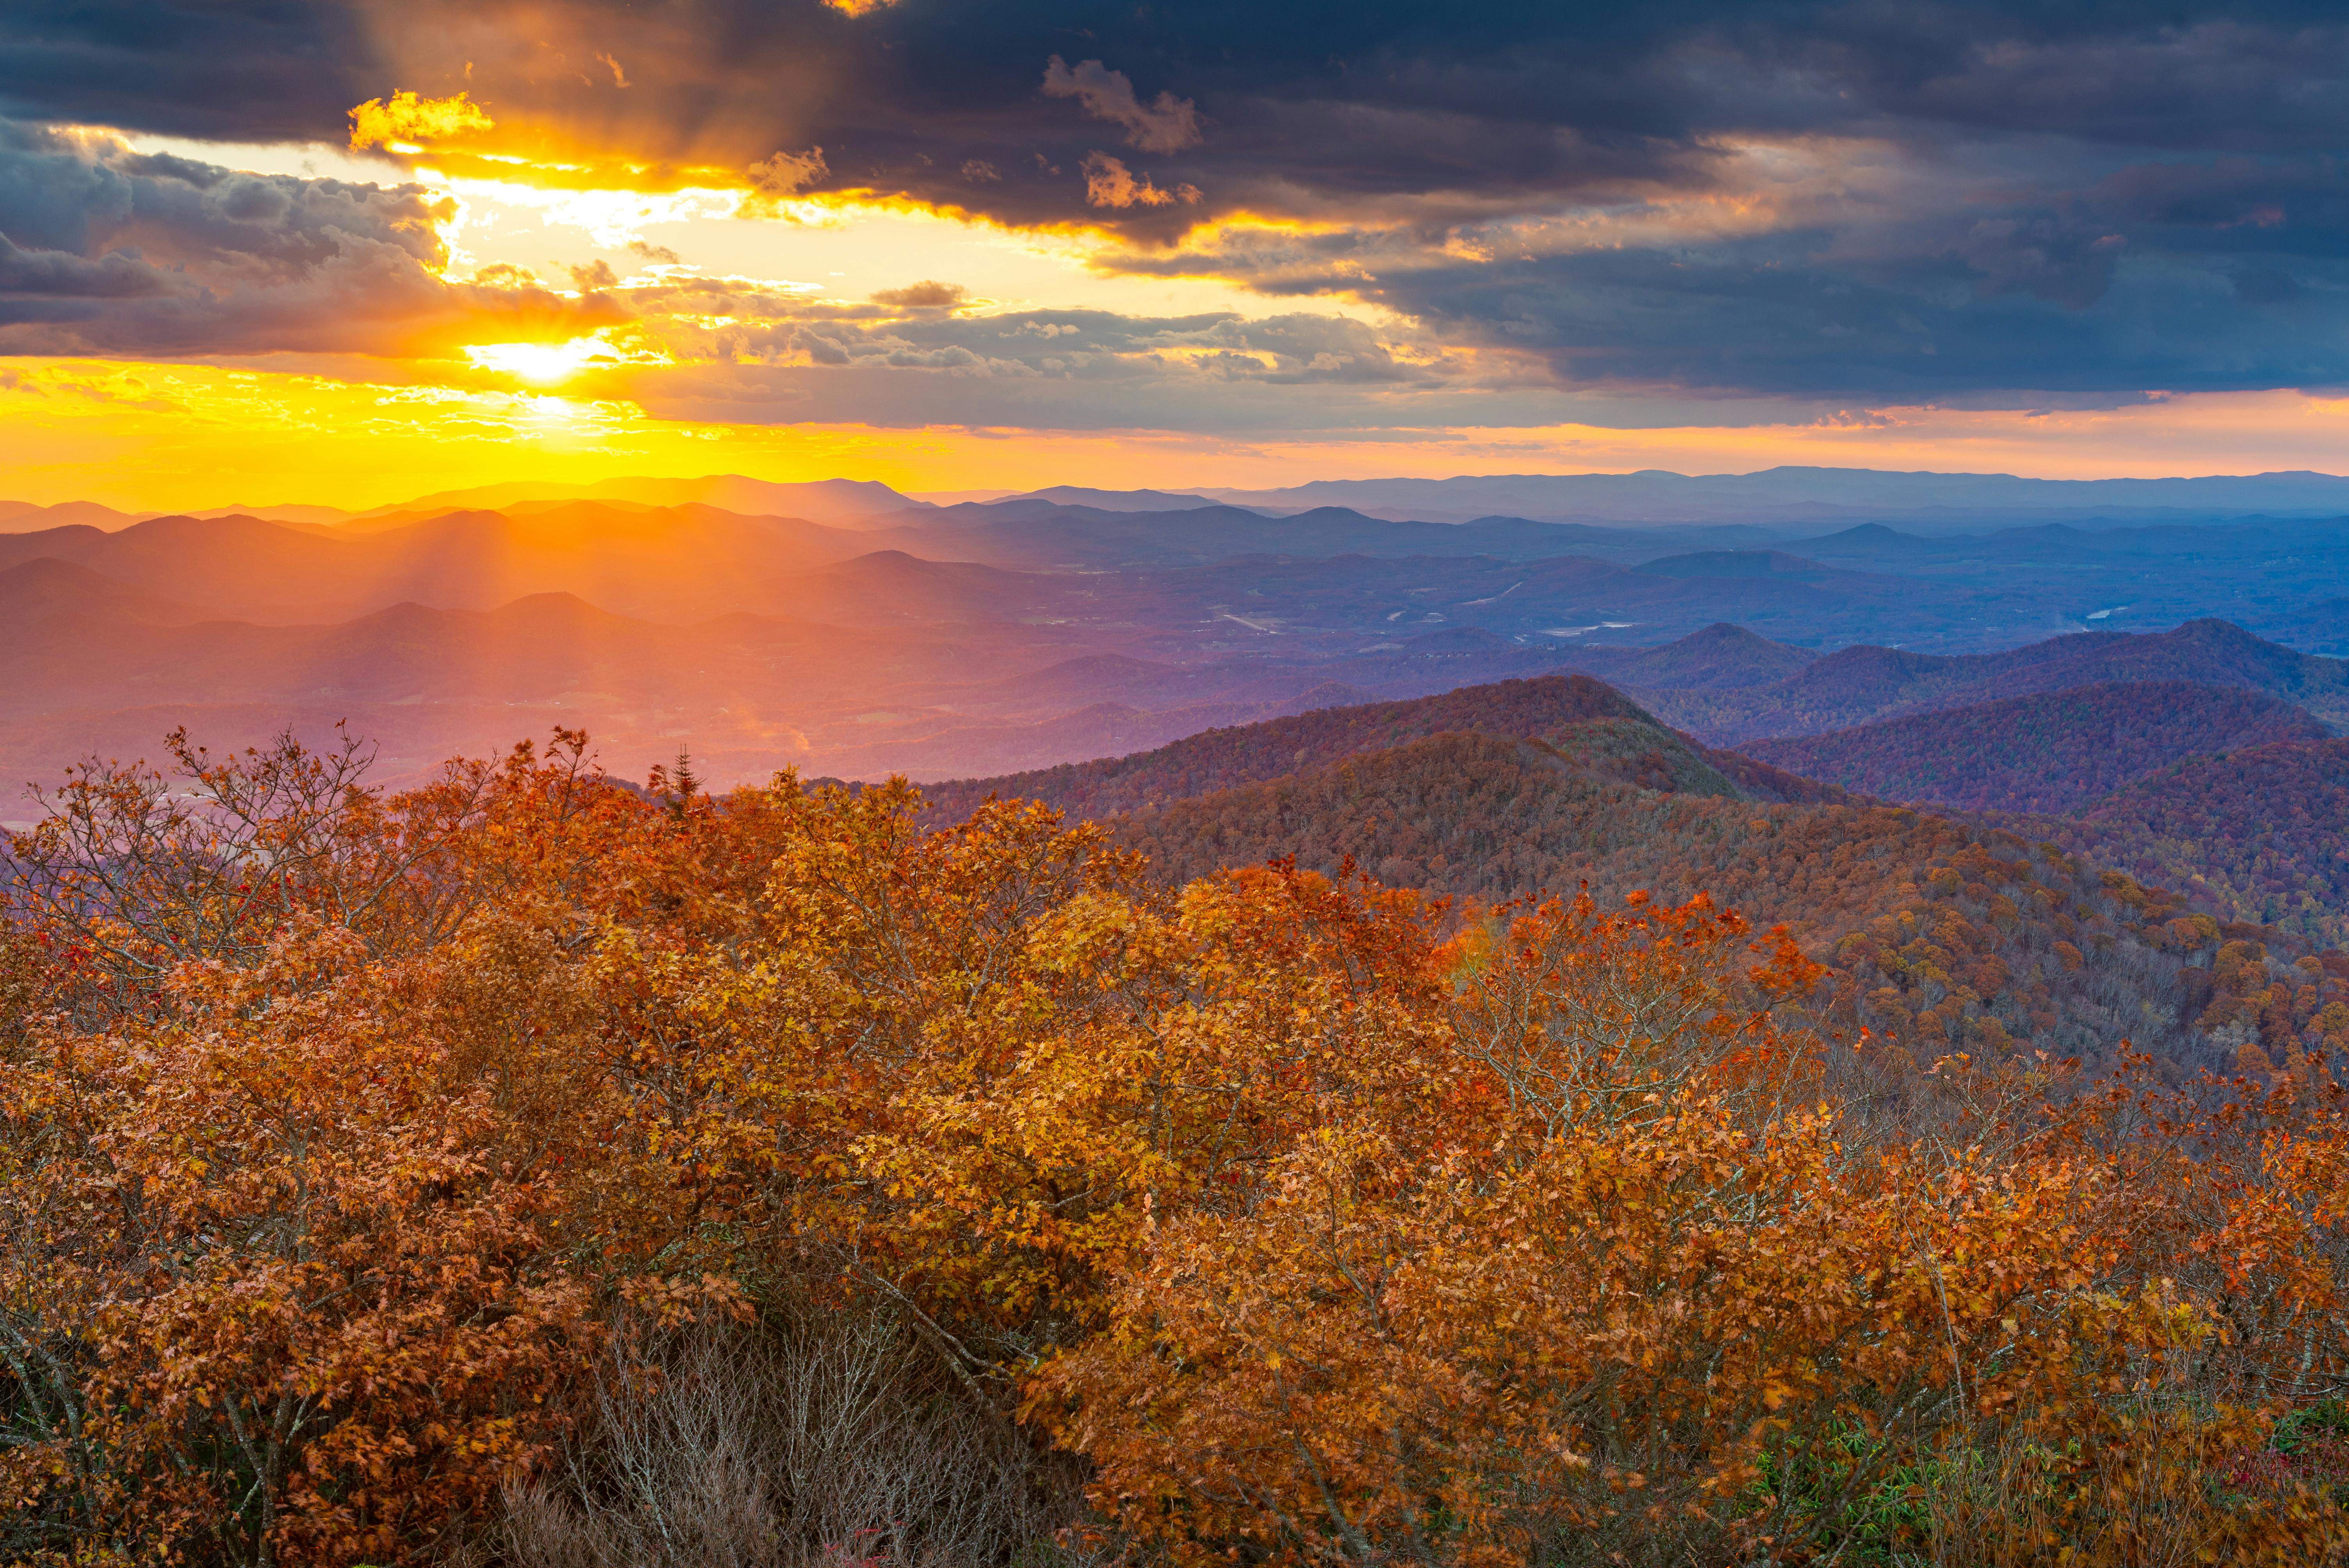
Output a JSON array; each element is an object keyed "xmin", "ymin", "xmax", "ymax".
[
  {"xmin": 0, "ymin": 125, "xmax": 633, "ymax": 361},
  {"xmin": 867, "ymin": 281, "xmax": 970, "ymax": 311},
  {"xmin": 741, "ymin": 147, "xmax": 832, "ymax": 215},
  {"xmin": 1081, "ymin": 153, "xmax": 1201, "ymax": 210},
  {"xmin": 348, "ymin": 90, "xmax": 494, "ymax": 152}
]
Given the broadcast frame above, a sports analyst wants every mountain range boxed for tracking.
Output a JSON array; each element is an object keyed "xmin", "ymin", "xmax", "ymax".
[
  {"xmin": 1741, "ymin": 683, "xmax": 2330, "ymax": 814},
  {"xmin": 1634, "ymin": 620, "xmax": 2349, "ymax": 741},
  {"xmin": 10, "ymin": 466, "xmax": 2349, "ymax": 1087},
  {"xmin": 7, "ymin": 479, "xmax": 2349, "ymax": 800},
  {"xmin": 22, "ymin": 464, "xmax": 2349, "ymax": 534},
  {"xmin": 1182, "ymin": 467, "xmax": 2349, "ymax": 526}
]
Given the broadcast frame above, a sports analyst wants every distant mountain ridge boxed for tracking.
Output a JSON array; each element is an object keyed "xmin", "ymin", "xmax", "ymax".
[
  {"xmin": 1742, "ymin": 682, "xmax": 2331, "ymax": 813},
  {"xmin": 348, "ymin": 476, "xmax": 929, "ymax": 527},
  {"xmin": 1641, "ymin": 620, "xmax": 2349, "ymax": 742},
  {"xmin": 1188, "ymin": 467, "xmax": 2349, "ymax": 526},
  {"xmin": 1559, "ymin": 623, "xmax": 1817, "ymax": 691},
  {"xmin": 0, "ymin": 499, "xmax": 143, "ymax": 533},
  {"xmin": 20, "ymin": 465, "xmax": 2349, "ymax": 539},
  {"xmin": 0, "ymin": 503, "xmax": 883, "ymax": 622},
  {"xmin": 1000, "ymin": 486, "xmax": 1223, "ymax": 511},
  {"xmin": 0, "ymin": 558, "xmax": 210, "ymax": 627},
  {"xmin": 0, "ymin": 476, "xmax": 935, "ymax": 535},
  {"xmin": 866, "ymin": 499, "xmax": 1780, "ymax": 567}
]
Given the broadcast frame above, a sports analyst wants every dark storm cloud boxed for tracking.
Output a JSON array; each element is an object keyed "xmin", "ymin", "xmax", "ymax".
[
  {"xmin": 1341, "ymin": 237, "xmax": 2349, "ymax": 398},
  {"xmin": 14, "ymin": 4, "xmax": 2344, "ymax": 215},
  {"xmin": 0, "ymin": 2, "xmax": 381, "ymax": 143},
  {"xmin": 2, "ymin": 2, "xmax": 2347, "ymax": 400},
  {"xmin": 1095, "ymin": 129, "xmax": 2349, "ymax": 396},
  {"xmin": 0, "ymin": 124, "xmax": 612, "ymax": 355}
]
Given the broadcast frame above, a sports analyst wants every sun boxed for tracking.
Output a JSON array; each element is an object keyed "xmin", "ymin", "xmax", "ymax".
[{"xmin": 462, "ymin": 337, "xmax": 627, "ymax": 385}]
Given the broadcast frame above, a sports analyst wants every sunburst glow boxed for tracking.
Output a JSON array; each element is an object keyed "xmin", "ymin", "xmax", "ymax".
[{"xmin": 463, "ymin": 338, "xmax": 630, "ymax": 384}]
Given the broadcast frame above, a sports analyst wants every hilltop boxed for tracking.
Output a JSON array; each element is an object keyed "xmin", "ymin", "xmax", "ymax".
[
  {"xmin": 1558, "ymin": 622, "xmax": 1816, "ymax": 691},
  {"xmin": 918, "ymin": 675, "xmax": 1663, "ymax": 821}
]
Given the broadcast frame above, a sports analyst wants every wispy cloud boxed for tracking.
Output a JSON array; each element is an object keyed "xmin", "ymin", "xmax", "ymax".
[{"xmin": 1042, "ymin": 56, "xmax": 1203, "ymax": 153}]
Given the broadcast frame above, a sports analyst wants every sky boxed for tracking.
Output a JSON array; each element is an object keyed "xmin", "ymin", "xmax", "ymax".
[{"xmin": 1, "ymin": 1, "xmax": 2346, "ymax": 509}]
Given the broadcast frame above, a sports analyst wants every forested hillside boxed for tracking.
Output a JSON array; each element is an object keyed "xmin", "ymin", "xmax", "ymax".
[
  {"xmin": 1703, "ymin": 677, "xmax": 2349, "ymax": 951},
  {"xmin": 932, "ymin": 667, "xmax": 2345, "ymax": 1076},
  {"xmin": 1985, "ymin": 737, "xmax": 2349, "ymax": 948},
  {"xmin": 1697, "ymin": 744, "xmax": 1862, "ymax": 804},
  {"xmin": 1743, "ymin": 682, "xmax": 2329, "ymax": 812},
  {"xmin": 1112, "ymin": 728, "xmax": 2296, "ymax": 1075},
  {"xmin": 932, "ymin": 664, "xmax": 2328, "ymax": 1078}
]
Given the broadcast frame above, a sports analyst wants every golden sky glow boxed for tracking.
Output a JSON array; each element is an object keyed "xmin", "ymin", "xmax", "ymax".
[{"xmin": 6, "ymin": 353, "xmax": 2346, "ymax": 513}]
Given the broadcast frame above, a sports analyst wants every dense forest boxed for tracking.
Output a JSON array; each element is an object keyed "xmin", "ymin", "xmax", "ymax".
[
  {"xmin": 9, "ymin": 717, "xmax": 2349, "ymax": 1565},
  {"xmin": 1742, "ymin": 681, "xmax": 2328, "ymax": 813},
  {"xmin": 1693, "ymin": 676, "xmax": 2349, "ymax": 951},
  {"xmin": 1984, "ymin": 737, "xmax": 2349, "ymax": 948},
  {"xmin": 1107, "ymin": 728, "xmax": 2322, "ymax": 1078},
  {"xmin": 935, "ymin": 672, "xmax": 2349, "ymax": 1078}
]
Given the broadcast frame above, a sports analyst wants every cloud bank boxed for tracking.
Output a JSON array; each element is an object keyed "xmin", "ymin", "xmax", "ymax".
[
  {"xmin": 1, "ymin": 1, "xmax": 2345, "ymax": 412},
  {"xmin": 0, "ymin": 122, "xmax": 616, "ymax": 356}
]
